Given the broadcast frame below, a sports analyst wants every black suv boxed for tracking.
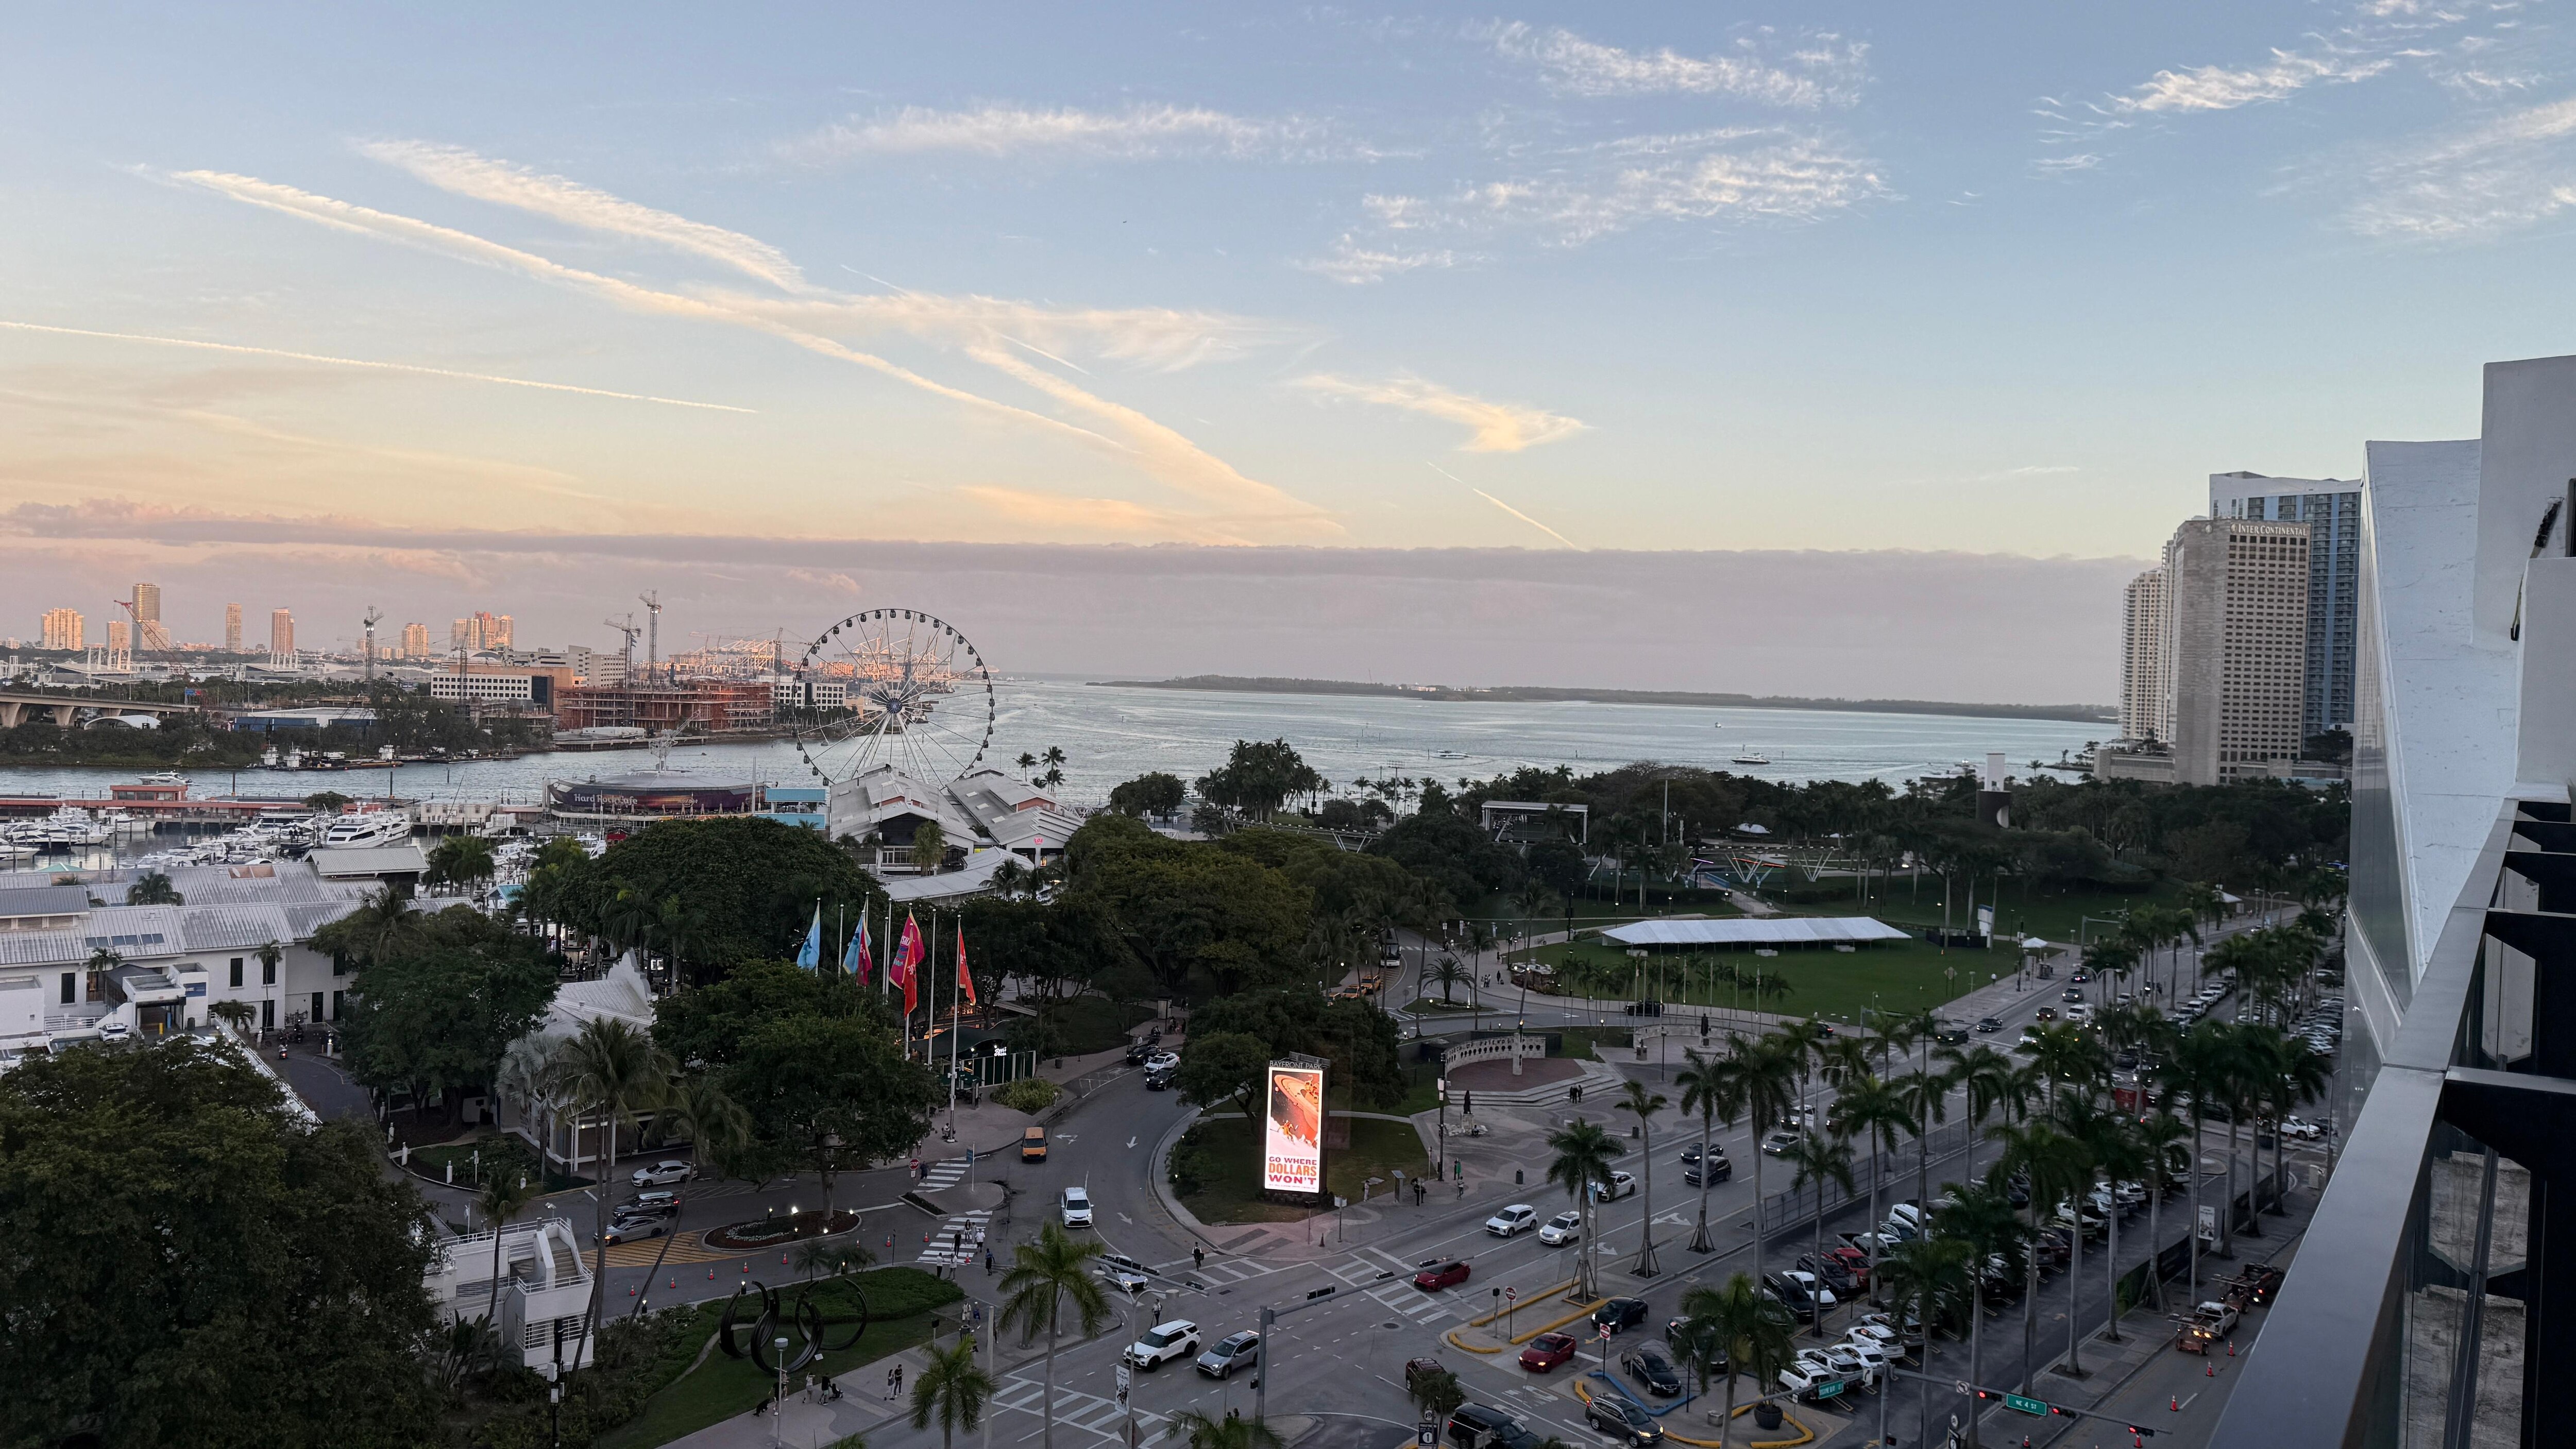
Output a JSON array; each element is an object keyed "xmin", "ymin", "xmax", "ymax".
[{"xmin": 1592, "ymin": 1298, "xmax": 1650, "ymax": 1335}]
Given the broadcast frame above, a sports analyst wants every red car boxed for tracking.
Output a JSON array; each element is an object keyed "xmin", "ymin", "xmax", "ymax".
[
  {"xmin": 1824, "ymin": 1245, "xmax": 1871, "ymax": 1288},
  {"xmin": 1519, "ymin": 1332, "xmax": 1578, "ymax": 1373},
  {"xmin": 1414, "ymin": 1260, "xmax": 1471, "ymax": 1291}
]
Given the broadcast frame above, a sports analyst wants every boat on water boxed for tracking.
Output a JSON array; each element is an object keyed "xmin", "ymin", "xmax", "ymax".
[
  {"xmin": 1729, "ymin": 751, "xmax": 1773, "ymax": 766},
  {"xmin": 317, "ymin": 808, "xmax": 414, "ymax": 849}
]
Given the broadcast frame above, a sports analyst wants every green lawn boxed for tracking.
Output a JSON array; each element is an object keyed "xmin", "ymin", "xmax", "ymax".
[
  {"xmin": 597, "ymin": 1269, "xmax": 963, "ymax": 1449},
  {"xmin": 1172, "ymin": 1115, "xmax": 1429, "ymax": 1223},
  {"xmin": 1848, "ymin": 875, "xmax": 2182, "ymax": 945}
]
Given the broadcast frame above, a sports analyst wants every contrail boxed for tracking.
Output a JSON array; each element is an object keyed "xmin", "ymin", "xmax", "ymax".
[
  {"xmin": 0, "ymin": 320, "xmax": 756, "ymax": 413},
  {"xmin": 1432, "ymin": 464, "xmax": 1582, "ymax": 549}
]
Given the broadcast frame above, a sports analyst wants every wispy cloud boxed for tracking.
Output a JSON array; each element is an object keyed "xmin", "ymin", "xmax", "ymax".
[
  {"xmin": 1292, "ymin": 236, "xmax": 1465, "ymax": 284},
  {"xmin": 358, "ymin": 140, "xmax": 810, "ymax": 290},
  {"xmin": 1416, "ymin": 129, "xmax": 1891, "ymax": 247},
  {"xmin": 0, "ymin": 319, "xmax": 753, "ymax": 413},
  {"xmin": 2112, "ymin": 48, "xmax": 2392, "ymax": 114},
  {"xmin": 1297, "ymin": 374, "xmax": 1584, "ymax": 453},
  {"xmin": 2343, "ymin": 94, "xmax": 2576, "ymax": 239},
  {"xmin": 1488, "ymin": 22, "xmax": 1868, "ymax": 108},
  {"xmin": 178, "ymin": 161, "xmax": 1342, "ymax": 541},
  {"xmin": 955, "ymin": 485, "xmax": 1257, "ymax": 544},
  {"xmin": 783, "ymin": 104, "xmax": 1342, "ymax": 163}
]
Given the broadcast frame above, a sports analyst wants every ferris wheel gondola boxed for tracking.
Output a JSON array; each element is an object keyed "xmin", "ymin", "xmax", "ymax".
[{"xmin": 790, "ymin": 608, "xmax": 995, "ymax": 786}]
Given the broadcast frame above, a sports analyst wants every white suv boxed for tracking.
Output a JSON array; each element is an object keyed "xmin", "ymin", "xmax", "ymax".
[
  {"xmin": 1125, "ymin": 1319, "xmax": 1200, "ymax": 1370},
  {"xmin": 1485, "ymin": 1204, "xmax": 1538, "ymax": 1237},
  {"xmin": 1060, "ymin": 1187, "xmax": 1094, "ymax": 1228}
]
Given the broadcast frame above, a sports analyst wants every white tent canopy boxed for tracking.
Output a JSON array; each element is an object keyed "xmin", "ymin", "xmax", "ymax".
[{"xmin": 1601, "ymin": 917, "xmax": 1909, "ymax": 948}]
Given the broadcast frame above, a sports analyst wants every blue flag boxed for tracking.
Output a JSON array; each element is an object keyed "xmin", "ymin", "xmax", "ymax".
[
  {"xmin": 842, "ymin": 914, "xmax": 871, "ymax": 980},
  {"xmin": 795, "ymin": 902, "xmax": 822, "ymax": 970}
]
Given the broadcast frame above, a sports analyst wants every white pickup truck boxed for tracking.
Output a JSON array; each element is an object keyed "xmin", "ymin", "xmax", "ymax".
[{"xmin": 2177, "ymin": 1300, "xmax": 2240, "ymax": 1353}]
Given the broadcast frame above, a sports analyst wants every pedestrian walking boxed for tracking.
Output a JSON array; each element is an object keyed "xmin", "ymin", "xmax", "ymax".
[
  {"xmin": 985, "ymin": 1247, "xmax": 996, "ymax": 1274},
  {"xmin": 894, "ymin": 1363, "xmax": 905, "ymax": 1397},
  {"xmin": 886, "ymin": 1368, "xmax": 897, "ymax": 1403},
  {"xmin": 1192, "ymin": 1246, "xmax": 1206, "ymax": 1271}
]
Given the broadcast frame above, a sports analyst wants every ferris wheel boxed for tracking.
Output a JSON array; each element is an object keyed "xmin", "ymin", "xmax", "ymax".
[{"xmin": 791, "ymin": 608, "xmax": 995, "ymax": 786}]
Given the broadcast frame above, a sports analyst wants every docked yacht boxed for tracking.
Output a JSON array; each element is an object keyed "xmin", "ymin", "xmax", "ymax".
[{"xmin": 317, "ymin": 808, "xmax": 413, "ymax": 849}]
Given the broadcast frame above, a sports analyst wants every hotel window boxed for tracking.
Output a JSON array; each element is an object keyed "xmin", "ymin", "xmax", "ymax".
[
  {"xmin": 229, "ymin": 957, "xmax": 243, "ymax": 989},
  {"xmin": 60, "ymin": 973, "xmax": 74, "ymax": 1005}
]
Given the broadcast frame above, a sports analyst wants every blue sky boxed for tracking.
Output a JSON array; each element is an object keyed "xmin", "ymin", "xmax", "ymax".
[{"xmin": 0, "ymin": 2, "xmax": 2569, "ymax": 688}]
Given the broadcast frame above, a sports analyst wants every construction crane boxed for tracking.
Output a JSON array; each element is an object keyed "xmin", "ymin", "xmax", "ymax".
[
  {"xmin": 604, "ymin": 613, "xmax": 640, "ymax": 684},
  {"xmin": 639, "ymin": 590, "xmax": 663, "ymax": 683},
  {"xmin": 361, "ymin": 607, "xmax": 383, "ymax": 683}
]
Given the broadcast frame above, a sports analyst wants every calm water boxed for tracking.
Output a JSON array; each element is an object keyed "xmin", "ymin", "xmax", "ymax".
[{"xmin": 0, "ymin": 677, "xmax": 2105, "ymax": 808}]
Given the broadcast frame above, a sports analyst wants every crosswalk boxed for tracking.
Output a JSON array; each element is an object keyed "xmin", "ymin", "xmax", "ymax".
[
  {"xmin": 990, "ymin": 1373, "xmax": 1169, "ymax": 1443},
  {"xmin": 1175, "ymin": 1255, "xmax": 1287, "ymax": 1288},
  {"xmin": 916, "ymin": 1207, "xmax": 990, "ymax": 1268},
  {"xmin": 596, "ymin": 1229, "xmax": 736, "ymax": 1269},
  {"xmin": 917, "ymin": 1159, "xmax": 968, "ymax": 1192}
]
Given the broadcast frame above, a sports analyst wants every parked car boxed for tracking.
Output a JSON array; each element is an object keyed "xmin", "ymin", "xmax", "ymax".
[
  {"xmin": 1414, "ymin": 1259, "xmax": 1472, "ymax": 1291},
  {"xmin": 1059, "ymin": 1186, "xmax": 1094, "ymax": 1228},
  {"xmin": 1592, "ymin": 1297, "xmax": 1650, "ymax": 1335},
  {"xmin": 1196, "ymin": 1331, "xmax": 1260, "ymax": 1378},
  {"xmin": 1807, "ymin": 1339, "xmax": 1878, "ymax": 1389},
  {"xmin": 1797, "ymin": 1253, "xmax": 1856, "ymax": 1296},
  {"xmin": 1621, "ymin": 1343, "xmax": 1684, "ymax": 1396},
  {"xmin": 1485, "ymin": 1204, "xmax": 1539, "ymax": 1237},
  {"xmin": 1859, "ymin": 1310, "xmax": 1924, "ymax": 1353},
  {"xmin": 1518, "ymin": 1332, "xmax": 1579, "ymax": 1373},
  {"xmin": 1445, "ymin": 1403, "xmax": 1532, "ymax": 1449},
  {"xmin": 631, "ymin": 1161, "xmax": 692, "ymax": 1187},
  {"xmin": 1095, "ymin": 1253, "xmax": 1151, "ymax": 1293},
  {"xmin": 617, "ymin": 1198, "xmax": 680, "ymax": 1222},
  {"xmin": 1539, "ymin": 1210, "xmax": 1584, "ymax": 1246},
  {"xmin": 1775, "ymin": 1353, "xmax": 1848, "ymax": 1401},
  {"xmin": 1776, "ymin": 1270, "xmax": 1837, "ymax": 1311},
  {"xmin": 1590, "ymin": 1171, "xmax": 1638, "ymax": 1202},
  {"xmin": 1125, "ymin": 1319, "xmax": 1201, "ymax": 1369},
  {"xmin": 1582, "ymin": 1394, "xmax": 1663, "ymax": 1445}
]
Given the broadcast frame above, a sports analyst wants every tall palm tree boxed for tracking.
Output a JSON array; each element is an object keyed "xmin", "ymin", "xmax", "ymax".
[
  {"xmin": 2135, "ymin": 1111, "xmax": 2193, "ymax": 1311},
  {"xmin": 478, "ymin": 1173, "xmax": 536, "ymax": 1319},
  {"xmin": 1772, "ymin": 1018, "xmax": 1831, "ymax": 1122},
  {"xmin": 1828, "ymin": 1072, "xmax": 1916, "ymax": 1304},
  {"xmin": 911, "ymin": 1335, "xmax": 996, "ymax": 1449},
  {"xmin": 1933, "ymin": 1181, "xmax": 2025, "ymax": 1448},
  {"xmin": 1427, "ymin": 957, "xmax": 1470, "ymax": 1006},
  {"xmin": 1777, "ymin": 1130, "xmax": 1854, "ymax": 1334},
  {"xmin": 1936, "ymin": 1044, "xmax": 2017, "ymax": 1181},
  {"xmin": 2257, "ymin": 1032, "xmax": 2332, "ymax": 1218},
  {"xmin": 1615, "ymin": 1079, "xmax": 1668, "ymax": 1276},
  {"xmin": 997, "ymin": 1224, "xmax": 1111, "ymax": 1449},
  {"xmin": 2047, "ymin": 1096, "xmax": 2109, "ymax": 1375},
  {"xmin": 1987, "ymin": 1121, "xmax": 2086, "ymax": 1391},
  {"xmin": 1673, "ymin": 1273, "xmax": 1798, "ymax": 1449},
  {"xmin": 555, "ymin": 1016, "xmax": 674, "ymax": 1370},
  {"xmin": 1891, "ymin": 1067, "xmax": 1951, "ymax": 1218},
  {"xmin": 124, "ymin": 871, "xmax": 183, "ymax": 906},
  {"xmin": 1545, "ymin": 1119, "xmax": 1619, "ymax": 1299},
  {"xmin": 632, "ymin": 1074, "xmax": 752, "ymax": 1314},
  {"xmin": 1734, "ymin": 1034, "xmax": 1799, "ymax": 1290},
  {"xmin": 2076, "ymin": 1104, "xmax": 2146, "ymax": 1344},
  {"xmin": 1675, "ymin": 1047, "xmax": 1744, "ymax": 1253},
  {"xmin": 1877, "ymin": 1235, "xmax": 1974, "ymax": 1449}
]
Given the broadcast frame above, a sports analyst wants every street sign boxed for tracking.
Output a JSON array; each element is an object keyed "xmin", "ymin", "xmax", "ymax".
[
  {"xmin": 1953, "ymin": 1380, "xmax": 1970, "ymax": 1396},
  {"xmin": 2003, "ymin": 1393, "xmax": 2047, "ymax": 1416},
  {"xmin": 1116, "ymin": 1365, "xmax": 1132, "ymax": 1391},
  {"xmin": 1817, "ymin": 1379, "xmax": 1845, "ymax": 1400},
  {"xmin": 1418, "ymin": 1429, "xmax": 1436, "ymax": 1447},
  {"xmin": 1505, "ymin": 1287, "xmax": 1517, "ymax": 1301}
]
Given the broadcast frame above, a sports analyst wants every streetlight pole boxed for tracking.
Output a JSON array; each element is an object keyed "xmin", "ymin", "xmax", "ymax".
[{"xmin": 772, "ymin": 1337, "xmax": 789, "ymax": 1447}]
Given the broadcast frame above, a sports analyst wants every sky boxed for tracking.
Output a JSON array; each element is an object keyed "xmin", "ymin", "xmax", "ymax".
[{"xmin": 2, "ymin": 2, "xmax": 2567, "ymax": 700}]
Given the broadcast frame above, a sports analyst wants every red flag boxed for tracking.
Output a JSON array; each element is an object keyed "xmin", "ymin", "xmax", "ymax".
[
  {"xmin": 956, "ymin": 926, "xmax": 976, "ymax": 1007},
  {"xmin": 897, "ymin": 912, "xmax": 924, "ymax": 1015}
]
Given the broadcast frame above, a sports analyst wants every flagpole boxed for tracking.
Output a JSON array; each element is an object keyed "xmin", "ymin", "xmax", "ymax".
[{"xmin": 948, "ymin": 913, "xmax": 961, "ymax": 1126}]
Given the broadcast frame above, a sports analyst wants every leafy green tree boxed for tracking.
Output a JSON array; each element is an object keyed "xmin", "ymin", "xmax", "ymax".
[
  {"xmin": 997, "ymin": 1224, "xmax": 1110, "ymax": 1449},
  {"xmin": 911, "ymin": 1335, "xmax": 996, "ymax": 1449},
  {"xmin": 123, "ymin": 871, "xmax": 183, "ymax": 906},
  {"xmin": 425, "ymin": 834, "xmax": 496, "ymax": 893},
  {"xmin": 1193, "ymin": 738, "xmax": 1325, "ymax": 821},
  {"xmin": 554, "ymin": 1017, "xmax": 674, "ymax": 1367},
  {"xmin": 1108, "ymin": 771, "xmax": 1185, "ymax": 817},
  {"xmin": 1061, "ymin": 815, "xmax": 1314, "ymax": 998},
  {"xmin": 1191, "ymin": 987, "xmax": 1405, "ymax": 1109},
  {"xmin": 1165, "ymin": 1408, "xmax": 1286, "ymax": 1449},
  {"xmin": 0, "ymin": 1038, "xmax": 445, "ymax": 1447},
  {"xmin": 1174, "ymin": 1031, "xmax": 1275, "ymax": 1121},
  {"xmin": 336, "ymin": 906, "xmax": 556, "ymax": 1118},
  {"xmin": 726, "ymin": 1010, "xmax": 937, "ymax": 1211},
  {"xmin": 554, "ymin": 817, "xmax": 886, "ymax": 983}
]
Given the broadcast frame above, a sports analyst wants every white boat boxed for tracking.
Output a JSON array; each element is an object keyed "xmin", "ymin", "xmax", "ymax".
[
  {"xmin": 318, "ymin": 809, "xmax": 414, "ymax": 849},
  {"xmin": 1730, "ymin": 752, "xmax": 1773, "ymax": 766}
]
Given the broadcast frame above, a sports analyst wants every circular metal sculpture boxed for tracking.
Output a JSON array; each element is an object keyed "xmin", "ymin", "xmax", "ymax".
[
  {"xmin": 717, "ymin": 1277, "xmax": 871, "ymax": 1374},
  {"xmin": 791, "ymin": 608, "xmax": 995, "ymax": 786}
]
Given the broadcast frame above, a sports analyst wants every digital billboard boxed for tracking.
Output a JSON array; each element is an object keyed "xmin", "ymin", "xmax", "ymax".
[{"xmin": 1261, "ymin": 1062, "xmax": 1326, "ymax": 1194}]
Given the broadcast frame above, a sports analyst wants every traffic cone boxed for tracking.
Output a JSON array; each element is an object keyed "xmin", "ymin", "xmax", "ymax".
[
  {"xmin": 628, "ymin": 1285, "xmax": 636, "ymax": 1295},
  {"xmin": 2226, "ymin": 1339, "xmax": 2235, "ymax": 1357},
  {"xmin": 2206, "ymin": 1362, "xmax": 2216, "ymax": 1377},
  {"xmin": 2170, "ymin": 1395, "xmax": 2179, "ymax": 1412},
  {"xmin": 670, "ymin": 1278, "xmax": 678, "ymax": 1288},
  {"xmin": 709, "ymin": 1268, "xmax": 716, "ymax": 1280},
  {"xmin": 781, "ymin": 1254, "xmax": 789, "ymax": 1266}
]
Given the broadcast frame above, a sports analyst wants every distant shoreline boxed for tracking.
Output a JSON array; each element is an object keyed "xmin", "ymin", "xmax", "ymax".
[{"xmin": 1090, "ymin": 675, "xmax": 2116, "ymax": 725}]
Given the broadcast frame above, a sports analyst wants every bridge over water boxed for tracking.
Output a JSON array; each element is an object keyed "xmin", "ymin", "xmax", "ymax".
[{"xmin": 0, "ymin": 691, "xmax": 202, "ymax": 729}]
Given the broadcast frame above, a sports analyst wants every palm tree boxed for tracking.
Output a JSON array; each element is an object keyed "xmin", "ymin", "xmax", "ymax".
[
  {"xmin": 555, "ymin": 1016, "xmax": 674, "ymax": 1369},
  {"xmin": 427, "ymin": 834, "xmax": 497, "ymax": 895},
  {"xmin": 629, "ymin": 1074, "xmax": 754, "ymax": 1315},
  {"xmin": 1931, "ymin": 1181, "xmax": 2024, "ymax": 1447},
  {"xmin": 1936, "ymin": 1044, "xmax": 2017, "ymax": 1181},
  {"xmin": 2162, "ymin": 1024, "xmax": 2230, "ymax": 1294},
  {"xmin": 2076, "ymin": 1104, "xmax": 2146, "ymax": 1344},
  {"xmin": 1164, "ymin": 1408, "xmax": 1286, "ymax": 1449},
  {"xmin": 1772, "ymin": 1017, "xmax": 1831, "ymax": 1122},
  {"xmin": 1675, "ymin": 1047, "xmax": 1743, "ymax": 1253},
  {"xmin": 478, "ymin": 1173, "xmax": 536, "ymax": 1318},
  {"xmin": 1778, "ymin": 1130, "xmax": 1855, "ymax": 1334},
  {"xmin": 1544, "ymin": 1119, "xmax": 1618, "ymax": 1299},
  {"xmin": 1734, "ymin": 1035, "xmax": 1799, "ymax": 1290},
  {"xmin": 2256, "ymin": 1032, "xmax": 2332, "ymax": 1219},
  {"xmin": 1986, "ymin": 1120, "xmax": 2086, "ymax": 1391},
  {"xmin": 2134, "ymin": 1111, "xmax": 2193, "ymax": 1311},
  {"xmin": 997, "ymin": 1224, "xmax": 1110, "ymax": 1449},
  {"xmin": 1615, "ymin": 1079, "xmax": 1669, "ymax": 1276},
  {"xmin": 1673, "ymin": 1273, "xmax": 1798, "ymax": 1449},
  {"xmin": 911, "ymin": 1334, "xmax": 996, "ymax": 1449},
  {"xmin": 124, "ymin": 871, "xmax": 183, "ymax": 906},
  {"xmin": 1828, "ymin": 1072, "xmax": 1916, "ymax": 1304},
  {"xmin": 207, "ymin": 998, "xmax": 254, "ymax": 1036},
  {"xmin": 1427, "ymin": 957, "xmax": 1470, "ymax": 1006},
  {"xmin": 1877, "ymin": 1234, "xmax": 1974, "ymax": 1447}
]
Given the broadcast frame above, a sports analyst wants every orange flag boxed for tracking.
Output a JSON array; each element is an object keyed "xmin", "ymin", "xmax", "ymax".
[{"xmin": 956, "ymin": 925, "xmax": 977, "ymax": 1006}]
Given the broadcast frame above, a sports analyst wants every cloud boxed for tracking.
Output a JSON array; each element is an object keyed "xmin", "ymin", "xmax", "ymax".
[
  {"xmin": 1296, "ymin": 374, "xmax": 1584, "ymax": 452},
  {"xmin": 2112, "ymin": 48, "xmax": 2392, "ymax": 113},
  {"xmin": 1292, "ymin": 236, "xmax": 1465, "ymax": 284},
  {"xmin": 1480, "ymin": 129, "xmax": 1891, "ymax": 244},
  {"xmin": 955, "ymin": 486, "xmax": 1254, "ymax": 544},
  {"xmin": 1489, "ymin": 23, "xmax": 1868, "ymax": 108},
  {"xmin": 781, "ymin": 567, "xmax": 863, "ymax": 595},
  {"xmin": 0, "ymin": 319, "xmax": 752, "ymax": 413},
  {"xmin": 1466, "ymin": 484, "xmax": 1583, "ymax": 549},
  {"xmin": 783, "ymin": 104, "xmax": 1337, "ymax": 163},
  {"xmin": 2342, "ymin": 94, "xmax": 2576, "ymax": 238},
  {"xmin": 358, "ymin": 139, "xmax": 810, "ymax": 290}
]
